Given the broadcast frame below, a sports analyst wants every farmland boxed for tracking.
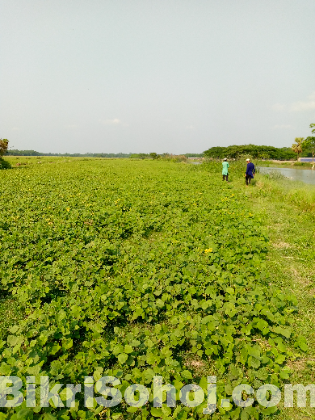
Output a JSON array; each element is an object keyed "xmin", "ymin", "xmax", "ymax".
[{"xmin": 0, "ymin": 158, "xmax": 312, "ymax": 419}]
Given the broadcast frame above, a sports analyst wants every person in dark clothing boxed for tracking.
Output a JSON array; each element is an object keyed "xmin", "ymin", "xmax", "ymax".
[{"xmin": 245, "ymin": 158, "xmax": 255, "ymax": 185}]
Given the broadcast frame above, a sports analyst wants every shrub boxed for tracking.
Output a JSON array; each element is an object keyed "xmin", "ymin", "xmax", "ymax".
[{"xmin": 0, "ymin": 158, "xmax": 11, "ymax": 169}]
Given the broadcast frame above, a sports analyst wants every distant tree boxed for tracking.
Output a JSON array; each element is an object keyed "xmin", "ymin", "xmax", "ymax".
[
  {"xmin": 149, "ymin": 153, "xmax": 159, "ymax": 159},
  {"xmin": 184, "ymin": 153, "xmax": 204, "ymax": 157},
  {"xmin": 130, "ymin": 153, "xmax": 149, "ymax": 159},
  {"xmin": 204, "ymin": 146, "xmax": 226, "ymax": 159},
  {"xmin": 291, "ymin": 137, "xmax": 304, "ymax": 159},
  {"xmin": 303, "ymin": 124, "xmax": 315, "ymax": 161},
  {"xmin": 5, "ymin": 149, "xmax": 133, "ymax": 157},
  {"xmin": 304, "ymin": 137, "xmax": 315, "ymax": 160},
  {"xmin": 0, "ymin": 139, "xmax": 10, "ymax": 169},
  {"xmin": 0, "ymin": 139, "xmax": 9, "ymax": 156},
  {"xmin": 203, "ymin": 144, "xmax": 296, "ymax": 160}
]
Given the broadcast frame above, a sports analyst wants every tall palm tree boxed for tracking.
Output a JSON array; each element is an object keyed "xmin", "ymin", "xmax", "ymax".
[{"xmin": 291, "ymin": 137, "xmax": 304, "ymax": 160}]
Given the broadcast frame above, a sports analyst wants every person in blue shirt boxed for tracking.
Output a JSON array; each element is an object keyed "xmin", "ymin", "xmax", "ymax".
[
  {"xmin": 222, "ymin": 158, "xmax": 229, "ymax": 181},
  {"xmin": 245, "ymin": 158, "xmax": 255, "ymax": 185}
]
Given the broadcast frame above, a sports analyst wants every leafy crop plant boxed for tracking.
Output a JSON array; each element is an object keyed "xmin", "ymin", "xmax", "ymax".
[{"xmin": 0, "ymin": 159, "xmax": 306, "ymax": 419}]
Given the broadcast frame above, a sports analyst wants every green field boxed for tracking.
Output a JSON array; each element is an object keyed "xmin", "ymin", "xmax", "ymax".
[{"xmin": 0, "ymin": 158, "xmax": 314, "ymax": 419}]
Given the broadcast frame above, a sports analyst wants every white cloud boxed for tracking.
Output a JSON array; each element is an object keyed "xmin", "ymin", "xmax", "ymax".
[
  {"xmin": 290, "ymin": 92, "xmax": 315, "ymax": 111},
  {"xmin": 100, "ymin": 118, "xmax": 121, "ymax": 125},
  {"xmin": 272, "ymin": 92, "xmax": 315, "ymax": 113},
  {"xmin": 186, "ymin": 125, "xmax": 194, "ymax": 130},
  {"xmin": 11, "ymin": 127, "xmax": 20, "ymax": 131},
  {"xmin": 65, "ymin": 124, "xmax": 77, "ymax": 129},
  {"xmin": 273, "ymin": 124, "xmax": 292, "ymax": 129}
]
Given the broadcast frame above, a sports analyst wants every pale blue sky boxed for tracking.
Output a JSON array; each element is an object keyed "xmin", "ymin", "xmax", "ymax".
[{"xmin": 1, "ymin": 1, "xmax": 315, "ymax": 154}]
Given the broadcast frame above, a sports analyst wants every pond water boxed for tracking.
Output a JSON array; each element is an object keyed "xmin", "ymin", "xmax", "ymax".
[{"xmin": 258, "ymin": 166, "xmax": 315, "ymax": 185}]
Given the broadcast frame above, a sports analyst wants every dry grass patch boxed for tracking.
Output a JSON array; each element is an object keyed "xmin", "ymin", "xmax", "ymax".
[
  {"xmin": 256, "ymin": 181, "xmax": 265, "ymax": 189},
  {"xmin": 287, "ymin": 358, "xmax": 306, "ymax": 372},
  {"xmin": 183, "ymin": 355, "xmax": 214, "ymax": 377},
  {"xmin": 272, "ymin": 242, "xmax": 292, "ymax": 249},
  {"xmin": 290, "ymin": 267, "xmax": 312, "ymax": 287}
]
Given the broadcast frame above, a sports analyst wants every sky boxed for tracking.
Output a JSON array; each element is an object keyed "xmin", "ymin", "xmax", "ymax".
[{"xmin": 1, "ymin": 1, "xmax": 315, "ymax": 154}]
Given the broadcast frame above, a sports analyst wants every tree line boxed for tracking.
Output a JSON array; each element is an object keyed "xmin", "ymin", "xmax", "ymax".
[
  {"xmin": 4, "ymin": 150, "xmax": 133, "ymax": 158},
  {"xmin": 2, "ymin": 123, "xmax": 314, "ymax": 161},
  {"xmin": 203, "ymin": 145, "xmax": 296, "ymax": 160},
  {"xmin": 3, "ymin": 149, "xmax": 203, "ymax": 159}
]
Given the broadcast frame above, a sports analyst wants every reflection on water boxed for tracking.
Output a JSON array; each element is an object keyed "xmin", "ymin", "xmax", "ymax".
[{"xmin": 258, "ymin": 166, "xmax": 315, "ymax": 185}]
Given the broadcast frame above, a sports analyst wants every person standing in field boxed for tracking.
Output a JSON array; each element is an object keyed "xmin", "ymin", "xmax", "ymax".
[
  {"xmin": 245, "ymin": 158, "xmax": 255, "ymax": 185},
  {"xmin": 222, "ymin": 158, "xmax": 229, "ymax": 181}
]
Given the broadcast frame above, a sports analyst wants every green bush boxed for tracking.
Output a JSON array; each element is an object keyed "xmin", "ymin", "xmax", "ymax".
[{"xmin": 0, "ymin": 158, "xmax": 11, "ymax": 169}]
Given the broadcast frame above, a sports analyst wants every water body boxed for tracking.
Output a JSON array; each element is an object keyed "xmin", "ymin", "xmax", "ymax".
[
  {"xmin": 258, "ymin": 166, "xmax": 315, "ymax": 185},
  {"xmin": 300, "ymin": 158, "xmax": 315, "ymax": 162}
]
